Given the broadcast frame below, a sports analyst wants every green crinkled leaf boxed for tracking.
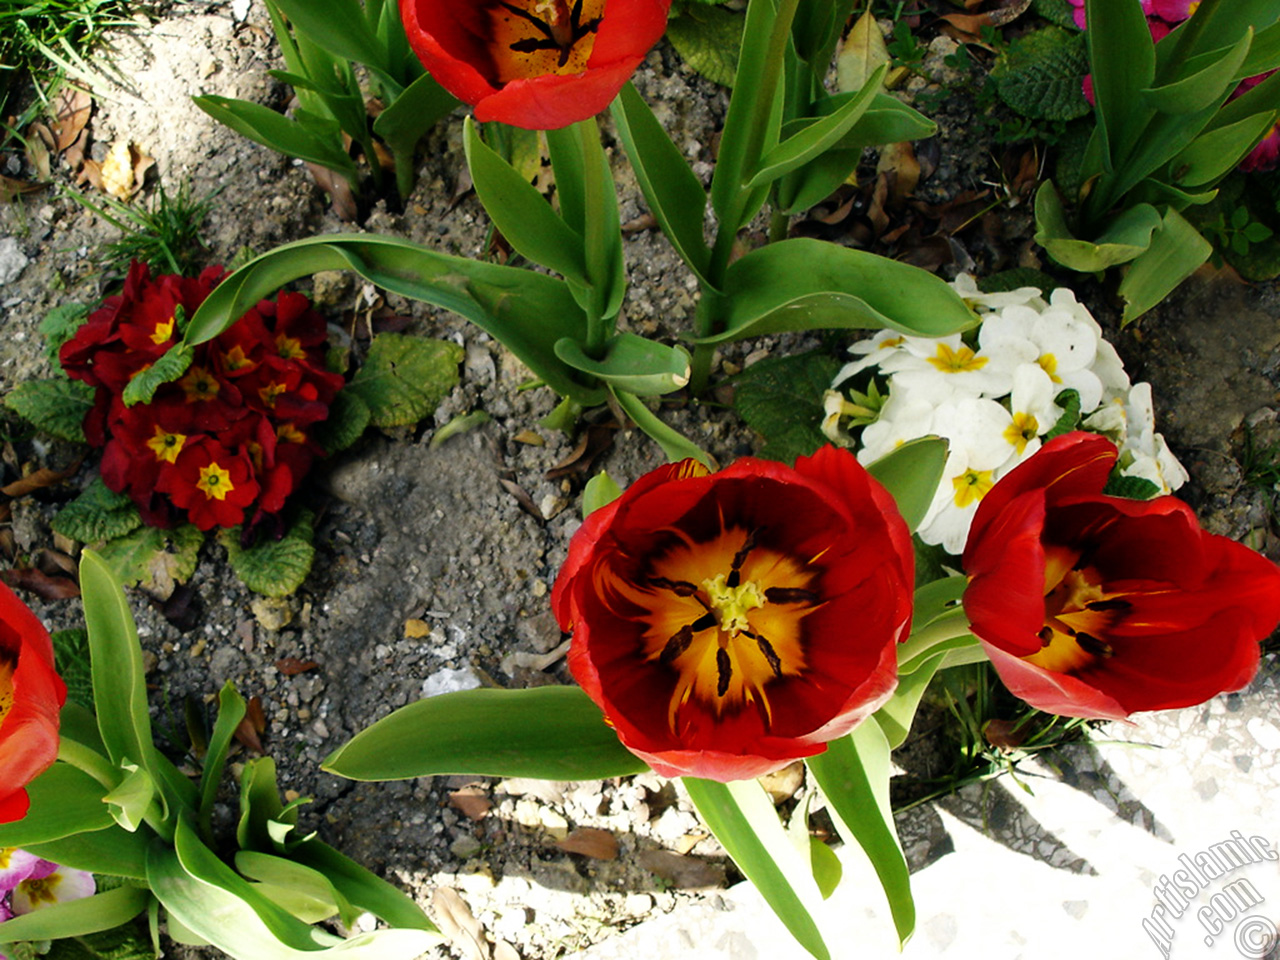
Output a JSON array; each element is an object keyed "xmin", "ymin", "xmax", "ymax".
[
  {"xmin": 51, "ymin": 628, "xmax": 94, "ymax": 711},
  {"xmin": 39, "ymin": 303, "xmax": 90, "ymax": 364},
  {"xmin": 1103, "ymin": 472, "xmax": 1162, "ymax": 499},
  {"xmin": 120, "ymin": 343, "xmax": 194, "ymax": 407},
  {"xmin": 52, "ymin": 479, "xmax": 144, "ymax": 544},
  {"xmin": 731, "ymin": 352, "xmax": 842, "ymax": 463},
  {"xmin": 1032, "ymin": 0, "xmax": 1078, "ymax": 29},
  {"xmin": 4, "ymin": 377, "xmax": 94, "ymax": 443},
  {"xmin": 312, "ymin": 389, "xmax": 370, "ymax": 454},
  {"xmin": 667, "ymin": 4, "xmax": 743, "ymax": 88},
  {"xmin": 43, "ymin": 919, "xmax": 153, "ymax": 960},
  {"xmin": 220, "ymin": 510, "xmax": 315, "ymax": 597},
  {"xmin": 992, "ymin": 26, "xmax": 1091, "ymax": 122},
  {"xmin": 346, "ymin": 334, "xmax": 463, "ymax": 428},
  {"xmin": 95, "ymin": 524, "xmax": 203, "ymax": 592},
  {"xmin": 1045, "ymin": 388, "xmax": 1082, "ymax": 439}
]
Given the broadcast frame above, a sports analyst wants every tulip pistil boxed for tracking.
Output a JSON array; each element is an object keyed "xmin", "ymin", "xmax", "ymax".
[
  {"xmin": 1025, "ymin": 547, "xmax": 1128, "ymax": 673},
  {"xmin": 0, "ymin": 652, "xmax": 13, "ymax": 724}
]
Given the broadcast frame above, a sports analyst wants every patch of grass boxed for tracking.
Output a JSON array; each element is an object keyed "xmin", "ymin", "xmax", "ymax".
[
  {"xmin": 68, "ymin": 179, "xmax": 217, "ymax": 275},
  {"xmin": 0, "ymin": 0, "xmax": 135, "ymax": 114},
  {"xmin": 895, "ymin": 662, "xmax": 1096, "ymax": 811}
]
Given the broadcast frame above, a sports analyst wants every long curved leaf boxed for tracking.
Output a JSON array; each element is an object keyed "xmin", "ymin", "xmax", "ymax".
[
  {"xmin": 192, "ymin": 97, "xmax": 357, "ymax": 178},
  {"xmin": 322, "ymin": 687, "xmax": 650, "ymax": 781},
  {"xmin": 683, "ymin": 777, "xmax": 830, "ymax": 960},
  {"xmin": 184, "ymin": 235, "xmax": 604, "ymax": 405},
  {"xmin": 0, "ymin": 886, "xmax": 150, "ymax": 943},
  {"xmin": 806, "ymin": 723, "xmax": 915, "ymax": 947},
  {"xmin": 0, "ymin": 762, "xmax": 112, "ymax": 845},
  {"xmin": 24, "ymin": 824, "xmax": 152, "ymax": 880},
  {"xmin": 555, "ymin": 334, "xmax": 690, "ymax": 397},
  {"xmin": 698, "ymin": 238, "xmax": 976, "ymax": 344},
  {"xmin": 864, "ymin": 437, "xmax": 947, "ymax": 533}
]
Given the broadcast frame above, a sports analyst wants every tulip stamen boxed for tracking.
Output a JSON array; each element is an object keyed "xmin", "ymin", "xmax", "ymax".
[
  {"xmin": 650, "ymin": 576, "xmax": 698, "ymax": 597},
  {"xmin": 1074, "ymin": 632, "xmax": 1114, "ymax": 659},
  {"xmin": 497, "ymin": 0, "xmax": 602, "ymax": 69},
  {"xmin": 744, "ymin": 629, "xmax": 784, "ymax": 678},
  {"xmin": 660, "ymin": 625, "xmax": 694, "ymax": 666},
  {"xmin": 764, "ymin": 587, "xmax": 819, "ymax": 605},
  {"xmin": 1086, "ymin": 598, "xmax": 1132, "ymax": 613},
  {"xmin": 725, "ymin": 530, "xmax": 760, "ymax": 589},
  {"xmin": 716, "ymin": 648, "xmax": 733, "ymax": 697}
]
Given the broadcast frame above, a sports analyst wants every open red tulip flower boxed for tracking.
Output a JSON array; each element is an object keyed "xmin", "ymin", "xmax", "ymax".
[
  {"xmin": 400, "ymin": 0, "xmax": 671, "ymax": 129},
  {"xmin": 0, "ymin": 582, "xmax": 66, "ymax": 824},
  {"xmin": 553, "ymin": 447, "xmax": 913, "ymax": 782},
  {"xmin": 963, "ymin": 432, "xmax": 1280, "ymax": 721}
]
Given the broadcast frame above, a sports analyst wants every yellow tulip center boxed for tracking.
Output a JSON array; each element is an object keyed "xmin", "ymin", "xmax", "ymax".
[
  {"xmin": 0, "ymin": 652, "xmax": 14, "ymax": 726},
  {"xmin": 1024, "ymin": 546, "xmax": 1129, "ymax": 673},
  {"xmin": 603, "ymin": 525, "xmax": 824, "ymax": 730},
  {"xmin": 196, "ymin": 462, "xmax": 234, "ymax": 502},
  {"xmin": 488, "ymin": 0, "xmax": 604, "ymax": 83}
]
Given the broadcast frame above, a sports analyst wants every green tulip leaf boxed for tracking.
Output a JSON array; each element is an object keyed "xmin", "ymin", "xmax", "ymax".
[
  {"xmin": 464, "ymin": 118, "xmax": 589, "ymax": 287},
  {"xmin": 611, "ymin": 389, "xmax": 714, "ymax": 468},
  {"xmin": 0, "ymin": 886, "xmax": 151, "ymax": 944},
  {"xmin": 865, "ymin": 437, "xmax": 948, "ymax": 533},
  {"xmin": 0, "ymin": 762, "xmax": 113, "ymax": 845},
  {"xmin": 237, "ymin": 756, "xmax": 289, "ymax": 854},
  {"xmin": 699, "ymin": 239, "xmax": 977, "ymax": 345},
  {"xmin": 193, "ymin": 97, "xmax": 358, "ymax": 181},
  {"xmin": 4, "ymin": 376, "xmax": 94, "ymax": 443},
  {"xmin": 554, "ymin": 334, "xmax": 690, "ymax": 398},
  {"xmin": 52, "ymin": 478, "xmax": 143, "ymax": 545},
  {"xmin": 1085, "ymin": 0, "xmax": 1157, "ymax": 165},
  {"xmin": 290, "ymin": 840, "xmax": 440, "ymax": 934},
  {"xmin": 612, "ymin": 82, "xmax": 712, "ymax": 285},
  {"xmin": 683, "ymin": 778, "xmax": 830, "ymax": 960},
  {"xmin": 200, "ymin": 683, "xmax": 248, "ymax": 840},
  {"xmin": 24, "ymin": 825, "xmax": 152, "ymax": 880},
  {"xmin": 807, "ymin": 724, "xmax": 915, "ymax": 947},
  {"xmin": 1143, "ymin": 29, "xmax": 1252, "ymax": 115},
  {"xmin": 103, "ymin": 762, "xmax": 158, "ymax": 832},
  {"xmin": 235, "ymin": 851, "xmax": 355, "ymax": 926},
  {"xmin": 322, "ymin": 687, "xmax": 650, "ymax": 781},
  {"xmin": 1118, "ymin": 207, "xmax": 1213, "ymax": 325},
  {"xmin": 582, "ymin": 471, "xmax": 623, "ymax": 518},
  {"xmin": 148, "ymin": 819, "xmax": 439, "ymax": 960},
  {"xmin": 1035, "ymin": 183, "xmax": 1162, "ymax": 271},
  {"xmin": 372, "ymin": 71, "xmax": 457, "ymax": 159},
  {"xmin": 1170, "ymin": 113, "xmax": 1277, "ymax": 189},
  {"xmin": 346, "ymin": 333, "xmax": 464, "ymax": 428},
  {"xmin": 182, "ymin": 234, "xmax": 602, "ymax": 406},
  {"xmin": 267, "ymin": 0, "xmax": 389, "ymax": 73}
]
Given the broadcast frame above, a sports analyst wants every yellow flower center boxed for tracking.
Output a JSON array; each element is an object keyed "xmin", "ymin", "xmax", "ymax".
[
  {"xmin": 196, "ymin": 462, "xmax": 234, "ymax": 501},
  {"xmin": 488, "ymin": 0, "xmax": 604, "ymax": 83},
  {"xmin": 602, "ymin": 525, "xmax": 824, "ymax": 730},
  {"xmin": 927, "ymin": 343, "xmax": 988, "ymax": 374},
  {"xmin": 179, "ymin": 367, "xmax": 220, "ymax": 404},
  {"xmin": 276, "ymin": 422, "xmax": 306, "ymax": 444},
  {"xmin": 150, "ymin": 315, "xmax": 175, "ymax": 346},
  {"xmin": 1023, "ymin": 546, "xmax": 1129, "ymax": 673},
  {"xmin": 1003, "ymin": 412, "xmax": 1039, "ymax": 456},
  {"xmin": 146, "ymin": 425, "xmax": 187, "ymax": 464},
  {"xmin": 952, "ymin": 468, "xmax": 994, "ymax": 508},
  {"xmin": 259, "ymin": 381, "xmax": 287, "ymax": 408},
  {"xmin": 0, "ymin": 652, "xmax": 14, "ymax": 726},
  {"xmin": 222, "ymin": 345, "xmax": 255, "ymax": 371},
  {"xmin": 1038, "ymin": 353, "xmax": 1062, "ymax": 383},
  {"xmin": 275, "ymin": 334, "xmax": 306, "ymax": 361},
  {"xmin": 18, "ymin": 875, "xmax": 59, "ymax": 907}
]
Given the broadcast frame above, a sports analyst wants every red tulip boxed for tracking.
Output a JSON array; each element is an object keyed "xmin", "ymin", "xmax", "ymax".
[
  {"xmin": 0, "ymin": 582, "xmax": 67, "ymax": 824},
  {"xmin": 963, "ymin": 432, "xmax": 1280, "ymax": 720},
  {"xmin": 400, "ymin": 0, "xmax": 671, "ymax": 129},
  {"xmin": 553, "ymin": 447, "xmax": 913, "ymax": 781}
]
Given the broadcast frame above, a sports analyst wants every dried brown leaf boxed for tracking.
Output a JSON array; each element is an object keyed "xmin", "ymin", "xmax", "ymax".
[
  {"xmin": 432, "ymin": 889, "xmax": 489, "ymax": 960},
  {"xmin": 2, "ymin": 463, "xmax": 80, "ymax": 498},
  {"xmin": 234, "ymin": 696, "xmax": 267, "ymax": 753},
  {"xmin": 305, "ymin": 162, "xmax": 359, "ymax": 222},
  {"xmin": 557, "ymin": 827, "xmax": 619, "ymax": 861},
  {"xmin": 498, "ymin": 478, "xmax": 543, "ymax": 520},
  {"xmin": 0, "ymin": 175, "xmax": 47, "ymax": 204},
  {"xmin": 544, "ymin": 423, "xmax": 616, "ymax": 480},
  {"xmin": 637, "ymin": 850, "xmax": 724, "ymax": 889},
  {"xmin": 1, "ymin": 567, "xmax": 80, "ymax": 599},
  {"xmin": 275, "ymin": 657, "xmax": 320, "ymax": 676},
  {"xmin": 448, "ymin": 788, "xmax": 493, "ymax": 821},
  {"xmin": 51, "ymin": 88, "xmax": 92, "ymax": 153}
]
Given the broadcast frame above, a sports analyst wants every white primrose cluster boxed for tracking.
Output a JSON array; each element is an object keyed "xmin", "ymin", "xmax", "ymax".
[{"xmin": 823, "ymin": 274, "xmax": 1189, "ymax": 554}]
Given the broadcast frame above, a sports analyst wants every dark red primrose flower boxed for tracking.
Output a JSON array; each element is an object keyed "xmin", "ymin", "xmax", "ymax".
[
  {"xmin": 963, "ymin": 432, "xmax": 1280, "ymax": 720},
  {"xmin": 553, "ymin": 448, "xmax": 913, "ymax": 782}
]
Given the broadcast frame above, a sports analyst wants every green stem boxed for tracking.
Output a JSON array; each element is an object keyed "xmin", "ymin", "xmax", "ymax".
[
  {"xmin": 896, "ymin": 608, "xmax": 976, "ymax": 672},
  {"xmin": 578, "ymin": 116, "xmax": 611, "ymax": 358},
  {"xmin": 613, "ymin": 389, "xmax": 713, "ymax": 467},
  {"xmin": 768, "ymin": 209, "xmax": 790, "ymax": 244},
  {"xmin": 57, "ymin": 738, "xmax": 121, "ymax": 790}
]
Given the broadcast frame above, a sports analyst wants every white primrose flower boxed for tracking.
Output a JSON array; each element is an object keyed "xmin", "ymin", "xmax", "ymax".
[
  {"xmin": 856, "ymin": 386, "xmax": 940, "ymax": 466},
  {"xmin": 832, "ymin": 329, "xmax": 910, "ymax": 387},
  {"xmin": 1002, "ymin": 363, "xmax": 1063, "ymax": 458},
  {"xmin": 915, "ymin": 396, "xmax": 1022, "ymax": 555},
  {"xmin": 876, "ymin": 333, "xmax": 1017, "ymax": 401},
  {"xmin": 978, "ymin": 300, "xmax": 1106, "ymax": 412},
  {"xmin": 950, "ymin": 273, "xmax": 1046, "ymax": 313}
]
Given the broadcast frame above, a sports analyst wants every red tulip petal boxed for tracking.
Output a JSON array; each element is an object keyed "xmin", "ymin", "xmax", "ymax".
[{"xmin": 982, "ymin": 641, "xmax": 1129, "ymax": 720}]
